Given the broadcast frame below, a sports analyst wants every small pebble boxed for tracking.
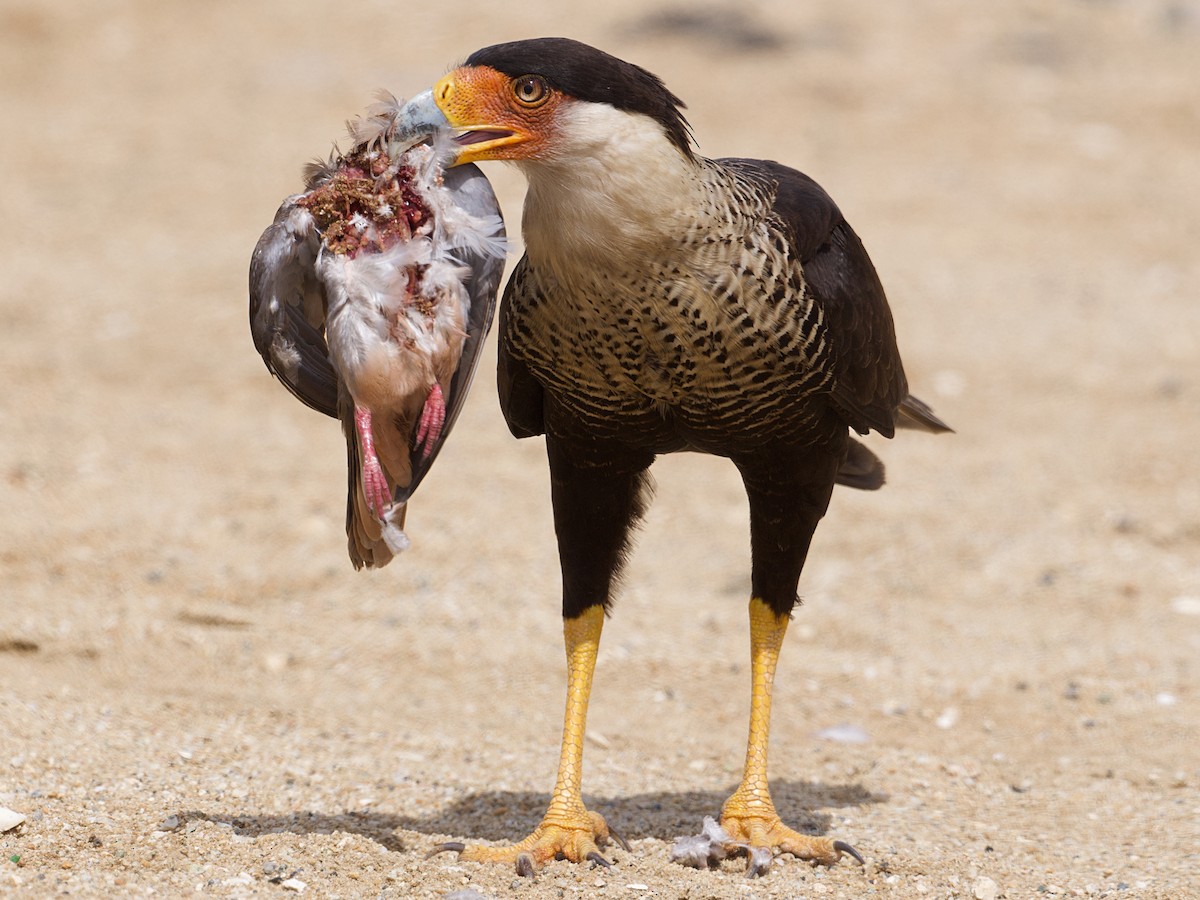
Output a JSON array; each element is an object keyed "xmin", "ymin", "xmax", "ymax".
[
  {"xmin": 936, "ymin": 707, "xmax": 960, "ymax": 729},
  {"xmin": 0, "ymin": 808, "xmax": 25, "ymax": 833},
  {"xmin": 815, "ymin": 723, "xmax": 870, "ymax": 744},
  {"xmin": 974, "ymin": 875, "xmax": 999, "ymax": 900},
  {"xmin": 1171, "ymin": 595, "xmax": 1200, "ymax": 616},
  {"xmin": 281, "ymin": 877, "xmax": 306, "ymax": 892}
]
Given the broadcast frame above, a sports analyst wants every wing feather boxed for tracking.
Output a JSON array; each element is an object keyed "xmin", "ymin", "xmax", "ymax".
[
  {"xmin": 496, "ymin": 255, "xmax": 547, "ymax": 439},
  {"xmin": 724, "ymin": 158, "xmax": 908, "ymax": 437},
  {"xmin": 248, "ymin": 200, "xmax": 339, "ymax": 418}
]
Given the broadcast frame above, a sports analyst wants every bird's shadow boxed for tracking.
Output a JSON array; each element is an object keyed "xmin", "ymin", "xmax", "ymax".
[{"xmin": 187, "ymin": 780, "xmax": 885, "ymax": 854}]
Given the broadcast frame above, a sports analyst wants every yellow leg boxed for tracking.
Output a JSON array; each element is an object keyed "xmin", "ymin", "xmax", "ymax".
[
  {"xmin": 719, "ymin": 598, "xmax": 860, "ymax": 868},
  {"xmin": 540, "ymin": 604, "xmax": 605, "ymax": 836},
  {"xmin": 432, "ymin": 606, "xmax": 625, "ymax": 875}
]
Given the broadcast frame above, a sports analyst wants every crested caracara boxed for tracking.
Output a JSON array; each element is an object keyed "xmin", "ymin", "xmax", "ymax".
[{"xmin": 394, "ymin": 37, "xmax": 951, "ymax": 877}]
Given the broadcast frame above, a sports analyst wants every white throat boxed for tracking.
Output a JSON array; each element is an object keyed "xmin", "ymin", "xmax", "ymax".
[{"xmin": 516, "ymin": 102, "xmax": 700, "ymax": 279}]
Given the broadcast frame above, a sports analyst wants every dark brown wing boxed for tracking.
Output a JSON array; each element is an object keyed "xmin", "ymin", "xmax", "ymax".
[
  {"xmin": 804, "ymin": 218, "xmax": 909, "ymax": 437},
  {"xmin": 496, "ymin": 254, "xmax": 547, "ymax": 439},
  {"xmin": 723, "ymin": 158, "xmax": 908, "ymax": 438},
  {"xmin": 248, "ymin": 200, "xmax": 338, "ymax": 418}
]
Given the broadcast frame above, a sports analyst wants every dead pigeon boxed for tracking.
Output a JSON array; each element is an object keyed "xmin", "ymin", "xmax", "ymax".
[{"xmin": 250, "ymin": 94, "xmax": 506, "ymax": 566}]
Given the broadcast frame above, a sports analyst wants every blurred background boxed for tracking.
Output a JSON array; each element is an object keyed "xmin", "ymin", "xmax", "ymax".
[{"xmin": 1, "ymin": 1, "xmax": 1198, "ymax": 895}]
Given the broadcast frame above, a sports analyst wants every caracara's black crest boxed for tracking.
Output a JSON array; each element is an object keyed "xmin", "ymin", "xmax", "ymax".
[{"xmin": 465, "ymin": 37, "xmax": 696, "ymax": 159}]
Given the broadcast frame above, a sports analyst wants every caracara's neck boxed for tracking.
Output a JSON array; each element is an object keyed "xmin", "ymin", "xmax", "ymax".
[{"xmin": 516, "ymin": 102, "xmax": 703, "ymax": 279}]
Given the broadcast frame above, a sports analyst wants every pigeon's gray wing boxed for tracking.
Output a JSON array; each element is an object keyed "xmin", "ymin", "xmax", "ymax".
[
  {"xmin": 248, "ymin": 199, "xmax": 339, "ymax": 419},
  {"xmin": 400, "ymin": 162, "xmax": 506, "ymax": 501}
]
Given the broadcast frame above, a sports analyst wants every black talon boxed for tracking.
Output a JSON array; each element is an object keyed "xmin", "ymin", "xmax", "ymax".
[
  {"xmin": 607, "ymin": 825, "xmax": 632, "ymax": 853},
  {"xmin": 515, "ymin": 853, "xmax": 537, "ymax": 879},
  {"xmin": 833, "ymin": 840, "xmax": 865, "ymax": 866},
  {"xmin": 426, "ymin": 842, "xmax": 465, "ymax": 859},
  {"xmin": 586, "ymin": 851, "xmax": 613, "ymax": 869}
]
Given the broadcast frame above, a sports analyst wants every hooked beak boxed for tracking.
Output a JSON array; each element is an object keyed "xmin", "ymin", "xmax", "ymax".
[{"xmin": 397, "ymin": 69, "xmax": 536, "ymax": 166}]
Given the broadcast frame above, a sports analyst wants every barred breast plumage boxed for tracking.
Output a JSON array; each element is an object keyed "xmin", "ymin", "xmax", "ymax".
[{"xmin": 502, "ymin": 158, "xmax": 843, "ymax": 456}]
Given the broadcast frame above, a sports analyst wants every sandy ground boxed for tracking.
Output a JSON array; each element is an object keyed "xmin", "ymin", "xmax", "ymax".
[{"xmin": 2, "ymin": 1, "xmax": 1199, "ymax": 897}]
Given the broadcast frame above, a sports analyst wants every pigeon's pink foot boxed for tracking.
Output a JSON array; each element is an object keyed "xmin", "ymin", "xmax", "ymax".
[
  {"xmin": 354, "ymin": 406, "xmax": 392, "ymax": 516},
  {"xmin": 415, "ymin": 383, "xmax": 446, "ymax": 458}
]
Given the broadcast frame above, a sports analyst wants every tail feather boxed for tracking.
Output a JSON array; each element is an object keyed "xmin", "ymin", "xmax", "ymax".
[
  {"xmin": 838, "ymin": 393, "xmax": 950, "ymax": 491},
  {"xmin": 836, "ymin": 438, "xmax": 886, "ymax": 491},
  {"xmin": 896, "ymin": 394, "xmax": 953, "ymax": 434}
]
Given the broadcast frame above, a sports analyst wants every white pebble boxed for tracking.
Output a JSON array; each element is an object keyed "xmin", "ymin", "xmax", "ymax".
[
  {"xmin": 0, "ymin": 807, "xmax": 26, "ymax": 832},
  {"xmin": 815, "ymin": 723, "xmax": 870, "ymax": 744},
  {"xmin": 936, "ymin": 707, "xmax": 960, "ymax": 729},
  {"xmin": 973, "ymin": 875, "xmax": 999, "ymax": 900},
  {"xmin": 1156, "ymin": 692, "xmax": 1178, "ymax": 707},
  {"xmin": 281, "ymin": 878, "xmax": 307, "ymax": 892},
  {"xmin": 1171, "ymin": 596, "xmax": 1200, "ymax": 616}
]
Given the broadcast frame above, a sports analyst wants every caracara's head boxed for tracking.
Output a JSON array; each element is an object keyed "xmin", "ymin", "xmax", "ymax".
[
  {"xmin": 397, "ymin": 38, "xmax": 695, "ymax": 170},
  {"xmin": 397, "ymin": 39, "xmax": 700, "ymax": 265}
]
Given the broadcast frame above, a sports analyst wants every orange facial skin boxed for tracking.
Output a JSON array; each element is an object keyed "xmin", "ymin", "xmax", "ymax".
[{"xmin": 433, "ymin": 66, "xmax": 566, "ymax": 165}]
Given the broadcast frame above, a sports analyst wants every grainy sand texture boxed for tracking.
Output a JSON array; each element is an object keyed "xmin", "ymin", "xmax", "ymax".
[{"xmin": 2, "ymin": 1, "xmax": 1198, "ymax": 897}]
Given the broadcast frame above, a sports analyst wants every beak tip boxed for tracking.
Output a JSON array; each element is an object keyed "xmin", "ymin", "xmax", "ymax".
[{"xmin": 394, "ymin": 88, "xmax": 450, "ymax": 141}]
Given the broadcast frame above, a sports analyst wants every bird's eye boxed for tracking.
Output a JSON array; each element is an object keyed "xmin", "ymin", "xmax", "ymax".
[{"xmin": 513, "ymin": 75, "xmax": 549, "ymax": 107}]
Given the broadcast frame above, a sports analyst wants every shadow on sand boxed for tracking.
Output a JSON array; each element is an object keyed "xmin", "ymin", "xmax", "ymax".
[{"xmin": 186, "ymin": 780, "xmax": 885, "ymax": 854}]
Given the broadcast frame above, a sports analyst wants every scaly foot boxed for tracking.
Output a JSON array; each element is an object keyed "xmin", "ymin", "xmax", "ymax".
[
  {"xmin": 713, "ymin": 599, "xmax": 865, "ymax": 876},
  {"xmin": 719, "ymin": 806, "xmax": 862, "ymax": 876},
  {"xmin": 354, "ymin": 406, "xmax": 391, "ymax": 516},
  {"xmin": 431, "ymin": 808, "xmax": 629, "ymax": 878},
  {"xmin": 414, "ymin": 383, "xmax": 445, "ymax": 458}
]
